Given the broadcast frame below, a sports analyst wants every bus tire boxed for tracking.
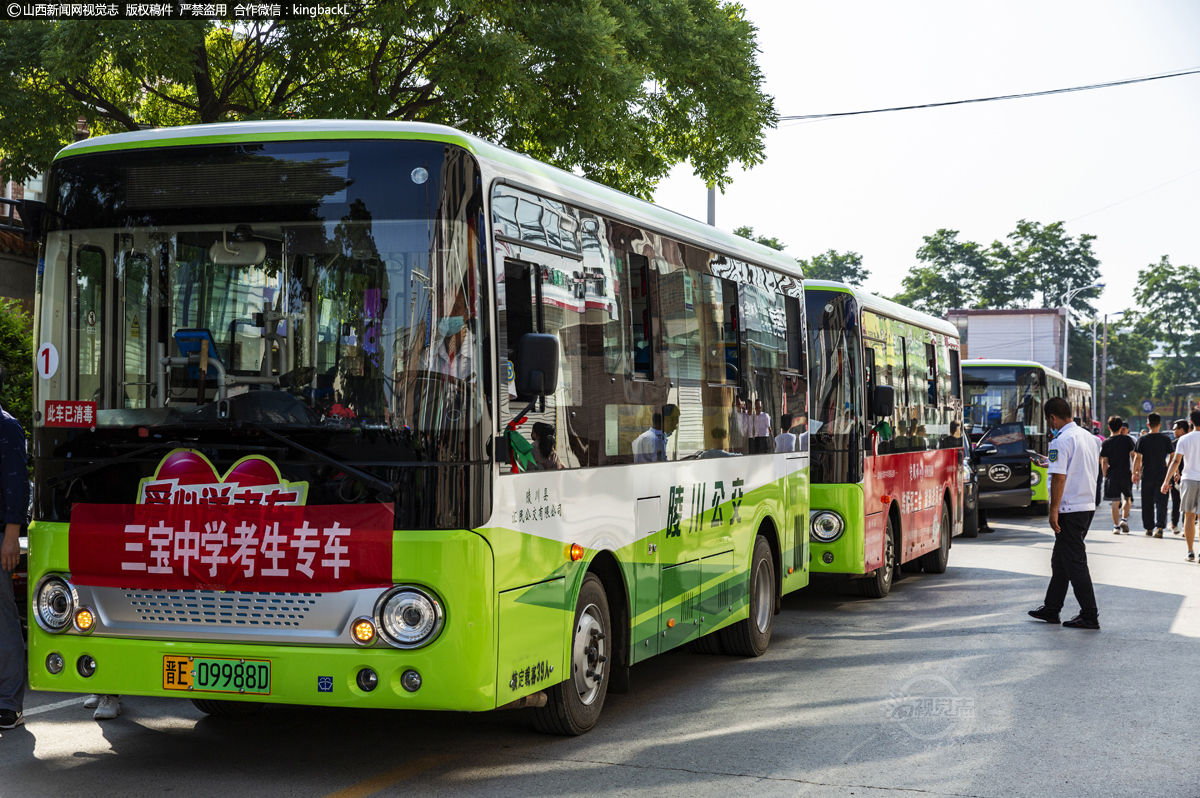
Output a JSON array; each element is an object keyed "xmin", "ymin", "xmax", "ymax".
[
  {"xmin": 719, "ymin": 535, "xmax": 775, "ymax": 657},
  {"xmin": 687, "ymin": 633, "xmax": 725, "ymax": 655},
  {"xmin": 962, "ymin": 502, "xmax": 979, "ymax": 538},
  {"xmin": 921, "ymin": 503, "xmax": 951, "ymax": 574},
  {"xmin": 532, "ymin": 573, "xmax": 611, "ymax": 736},
  {"xmin": 190, "ymin": 698, "xmax": 263, "ymax": 717},
  {"xmin": 858, "ymin": 516, "xmax": 896, "ymax": 598}
]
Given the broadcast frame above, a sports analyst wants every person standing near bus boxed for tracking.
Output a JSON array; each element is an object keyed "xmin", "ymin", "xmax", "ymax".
[
  {"xmin": 774, "ymin": 414, "xmax": 797, "ymax": 453},
  {"xmin": 1100, "ymin": 417, "xmax": 1135, "ymax": 534},
  {"xmin": 1029, "ymin": 396, "xmax": 1101, "ymax": 629},
  {"xmin": 1133, "ymin": 413, "xmax": 1173, "ymax": 537},
  {"xmin": 1161, "ymin": 409, "xmax": 1200, "ymax": 561},
  {"xmin": 1169, "ymin": 419, "xmax": 1190, "ymax": 534},
  {"xmin": 0, "ymin": 364, "xmax": 28, "ymax": 729}
]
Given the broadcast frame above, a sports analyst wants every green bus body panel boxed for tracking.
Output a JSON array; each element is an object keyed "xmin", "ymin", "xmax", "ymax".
[
  {"xmin": 1032, "ymin": 463, "xmax": 1049, "ymax": 503},
  {"xmin": 496, "ymin": 578, "xmax": 567, "ymax": 704},
  {"xmin": 29, "ymin": 468, "xmax": 809, "ymax": 708},
  {"xmin": 808, "ymin": 484, "xmax": 869, "ymax": 575},
  {"xmin": 28, "ymin": 523, "xmax": 499, "ymax": 711}
]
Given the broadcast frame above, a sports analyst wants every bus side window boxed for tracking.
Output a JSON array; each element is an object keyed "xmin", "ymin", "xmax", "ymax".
[{"xmin": 628, "ymin": 252, "xmax": 656, "ymax": 382}]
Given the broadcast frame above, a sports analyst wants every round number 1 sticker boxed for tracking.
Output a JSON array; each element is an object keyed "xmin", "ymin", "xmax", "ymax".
[{"xmin": 37, "ymin": 343, "xmax": 59, "ymax": 380}]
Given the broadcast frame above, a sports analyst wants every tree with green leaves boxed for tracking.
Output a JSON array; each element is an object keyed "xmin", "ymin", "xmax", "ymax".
[
  {"xmin": 891, "ymin": 229, "xmax": 989, "ymax": 315},
  {"xmin": 1001, "ymin": 220, "xmax": 1101, "ymax": 315},
  {"xmin": 0, "ymin": 299, "xmax": 32, "ymax": 449},
  {"xmin": 798, "ymin": 249, "xmax": 869, "ymax": 286},
  {"xmin": 0, "ymin": 1, "xmax": 776, "ymax": 198},
  {"xmin": 732, "ymin": 226, "xmax": 786, "ymax": 252},
  {"xmin": 1132, "ymin": 255, "xmax": 1200, "ymax": 359}
]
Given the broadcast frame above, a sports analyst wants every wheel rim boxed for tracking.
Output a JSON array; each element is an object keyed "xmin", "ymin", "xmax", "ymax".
[
  {"xmin": 752, "ymin": 558, "xmax": 772, "ymax": 633},
  {"xmin": 571, "ymin": 603, "xmax": 606, "ymax": 706},
  {"xmin": 883, "ymin": 529, "xmax": 894, "ymax": 585}
]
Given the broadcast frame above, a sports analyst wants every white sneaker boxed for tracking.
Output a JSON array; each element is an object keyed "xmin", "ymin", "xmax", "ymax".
[
  {"xmin": 1120, "ymin": 520, "xmax": 1130, "ymax": 533},
  {"xmin": 1113, "ymin": 527, "xmax": 1122, "ymax": 535},
  {"xmin": 93, "ymin": 695, "xmax": 120, "ymax": 721},
  {"xmin": 83, "ymin": 694, "xmax": 100, "ymax": 709},
  {"xmin": 1171, "ymin": 526, "xmax": 1181, "ymax": 535}
]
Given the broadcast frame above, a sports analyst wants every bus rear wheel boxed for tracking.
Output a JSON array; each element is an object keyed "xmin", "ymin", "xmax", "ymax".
[
  {"xmin": 858, "ymin": 516, "xmax": 896, "ymax": 598},
  {"xmin": 921, "ymin": 503, "xmax": 951, "ymax": 574},
  {"xmin": 532, "ymin": 573, "xmax": 611, "ymax": 736},
  {"xmin": 719, "ymin": 535, "xmax": 775, "ymax": 657},
  {"xmin": 191, "ymin": 698, "xmax": 263, "ymax": 717}
]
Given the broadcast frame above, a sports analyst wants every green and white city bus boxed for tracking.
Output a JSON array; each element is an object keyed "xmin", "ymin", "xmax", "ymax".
[
  {"xmin": 962, "ymin": 359, "xmax": 1068, "ymax": 512},
  {"xmin": 23, "ymin": 120, "xmax": 812, "ymax": 735},
  {"xmin": 804, "ymin": 282, "xmax": 965, "ymax": 599}
]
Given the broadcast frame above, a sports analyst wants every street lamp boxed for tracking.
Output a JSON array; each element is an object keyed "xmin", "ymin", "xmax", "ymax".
[
  {"xmin": 1097, "ymin": 310, "xmax": 1126, "ymax": 427},
  {"xmin": 1061, "ymin": 282, "xmax": 1104, "ymax": 380}
]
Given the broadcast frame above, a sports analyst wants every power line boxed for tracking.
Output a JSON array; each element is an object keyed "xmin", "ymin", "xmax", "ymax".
[
  {"xmin": 1066, "ymin": 165, "xmax": 1200, "ymax": 223},
  {"xmin": 779, "ymin": 66, "xmax": 1200, "ymax": 121}
]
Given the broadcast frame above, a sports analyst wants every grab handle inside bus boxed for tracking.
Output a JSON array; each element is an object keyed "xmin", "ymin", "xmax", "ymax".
[{"xmin": 871, "ymin": 385, "xmax": 895, "ymax": 418}]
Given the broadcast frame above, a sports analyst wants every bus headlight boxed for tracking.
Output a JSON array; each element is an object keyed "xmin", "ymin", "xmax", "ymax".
[
  {"xmin": 376, "ymin": 587, "xmax": 444, "ymax": 649},
  {"xmin": 1030, "ymin": 470, "xmax": 1041, "ymax": 487},
  {"xmin": 810, "ymin": 511, "xmax": 845, "ymax": 544},
  {"xmin": 34, "ymin": 576, "xmax": 75, "ymax": 633}
]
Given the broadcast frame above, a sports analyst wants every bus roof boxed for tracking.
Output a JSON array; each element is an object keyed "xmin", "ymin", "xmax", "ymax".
[
  {"xmin": 52, "ymin": 120, "xmax": 803, "ymax": 280},
  {"xmin": 962, "ymin": 358, "xmax": 1066, "ymax": 381},
  {"xmin": 802, "ymin": 280, "xmax": 959, "ymax": 338},
  {"xmin": 1066, "ymin": 377, "xmax": 1092, "ymax": 392}
]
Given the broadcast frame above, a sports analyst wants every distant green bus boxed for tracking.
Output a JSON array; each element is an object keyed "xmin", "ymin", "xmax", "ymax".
[{"xmin": 962, "ymin": 359, "xmax": 1082, "ymax": 512}]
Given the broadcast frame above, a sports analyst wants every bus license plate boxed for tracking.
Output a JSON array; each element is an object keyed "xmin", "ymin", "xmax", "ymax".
[{"xmin": 163, "ymin": 656, "xmax": 271, "ymax": 695}]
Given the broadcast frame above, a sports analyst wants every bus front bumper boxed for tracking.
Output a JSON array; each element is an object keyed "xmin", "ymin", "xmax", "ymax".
[{"xmin": 29, "ymin": 633, "xmax": 498, "ymax": 711}]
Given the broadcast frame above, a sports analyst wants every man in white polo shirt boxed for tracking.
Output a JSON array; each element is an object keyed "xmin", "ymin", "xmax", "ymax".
[
  {"xmin": 1161, "ymin": 409, "xmax": 1200, "ymax": 561},
  {"xmin": 1029, "ymin": 396, "xmax": 1101, "ymax": 630}
]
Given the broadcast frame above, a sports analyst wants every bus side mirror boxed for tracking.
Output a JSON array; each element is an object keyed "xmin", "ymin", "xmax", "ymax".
[
  {"xmin": 20, "ymin": 199, "xmax": 45, "ymax": 242},
  {"xmin": 871, "ymin": 385, "xmax": 895, "ymax": 418},
  {"xmin": 516, "ymin": 333, "xmax": 559, "ymax": 396}
]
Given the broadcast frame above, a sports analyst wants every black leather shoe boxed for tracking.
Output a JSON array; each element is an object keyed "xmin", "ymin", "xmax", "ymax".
[
  {"xmin": 1063, "ymin": 615, "xmax": 1100, "ymax": 630},
  {"xmin": 1028, "ymin": 606, "xmax": 1061, "ymax": 623}
]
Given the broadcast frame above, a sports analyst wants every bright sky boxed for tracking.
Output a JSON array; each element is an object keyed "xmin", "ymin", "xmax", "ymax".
[{"xmin": 652, "ymin": 0, "xmax": 1200, "ymax": 318}]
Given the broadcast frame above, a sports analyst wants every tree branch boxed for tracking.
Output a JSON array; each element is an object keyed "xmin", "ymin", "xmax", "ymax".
[{"xmin": 57, "ymin": 78, "xmax": 140, "ymax": 131}]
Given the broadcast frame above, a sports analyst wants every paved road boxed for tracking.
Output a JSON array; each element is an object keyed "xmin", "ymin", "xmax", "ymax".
[{"xmin": 4, "ymin": 506, "xmax": 1196, "ymax": 798}]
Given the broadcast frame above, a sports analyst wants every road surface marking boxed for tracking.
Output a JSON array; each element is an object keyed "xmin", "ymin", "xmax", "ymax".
[
  {"xmin": 322, "ymin": 753, "xmax": 456, "ymax": 798},
  {"xmin": 25, "ymin": 697, "xmax": 88, "ymax": 716}
]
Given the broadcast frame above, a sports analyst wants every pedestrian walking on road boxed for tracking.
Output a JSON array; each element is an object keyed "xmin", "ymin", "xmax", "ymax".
[
  {"xmin": 1118, "ymin": 422, "xmax": 1134, "ymax": 526},
  {"xmin": 0, "ymin": 364, "xmax": 28, "ymax": 730},
  {"xmin": 1134, "ymin": 413, "xmax": 1174, "ymax": 537},
  {"xmin": 1161, "ymin": 409, "xmax": 1200, "ymax": 562},
  {"xmin": 1169, "ymin": 419, "xmax": 1190, "ymax": 533},
  {"xmin": 1100, "ymin": 417, "xmax": 1135, "ymax": 535},
  {"xmin": 1029, "ymin": 396, "xmax": 1101, "ymax": 629}
]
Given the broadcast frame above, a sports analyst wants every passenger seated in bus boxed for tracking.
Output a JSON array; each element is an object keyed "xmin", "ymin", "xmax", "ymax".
[
  {"xmin": 939, "ymin": 420, "xmax": 963, "ymax": 449},
  {"xmin": 531, "ymin": 422, "xmax": 565, "ymax": 470},
  {"xmin": 633, "ymin": 404, "xmax": 678, "ymax": 463},
  {"xmin": 698, "ymin": 426, "xmax": 738, "ymax": 459},
  {"xmin": 913, "ymin": 424, "xmax": 929, "ymax": 450},
  {"xmin": 775, "ymin": 414, "xmax": 797, "ymax": 453}
]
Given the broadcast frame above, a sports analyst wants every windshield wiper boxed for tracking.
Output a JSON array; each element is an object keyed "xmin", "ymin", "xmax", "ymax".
[
  {"xmin": 247, "ymin": 422, "xmax": 396, "ymax": 499},
  {"xmin": 46, "ymin": 440, "xmax": 189, "ymax": 488}
]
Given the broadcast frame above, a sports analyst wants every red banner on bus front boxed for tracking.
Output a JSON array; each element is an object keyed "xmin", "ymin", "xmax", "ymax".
[{"xmin": 69, "ymin": 502, "xmax": 395, "ymax": 593}]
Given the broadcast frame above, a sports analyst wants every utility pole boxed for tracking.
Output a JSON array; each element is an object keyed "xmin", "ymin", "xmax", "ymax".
[
  {"xmin": 707, "ymin": 186, "xmax": 716, "ymax": 226},
  {"xmin": 1101, "ymin": 317, "xmax": 1108, "ymax": 426},
  {"xmin": 1091, "ymin": 315, "xmax": 1098, "ymax": 424}
]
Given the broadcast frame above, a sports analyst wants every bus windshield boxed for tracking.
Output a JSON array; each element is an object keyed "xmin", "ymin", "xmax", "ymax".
[
  {"xmin": 805, "ymin": 289, "xmax": 862, "ymax": 484},
  {"xmin": 37, "ymin": 140, "xmax": 485, "ymax": 461},
  {"xmin": 963, "ymin": 366, "xmax": 1045, "ymax": 441}
]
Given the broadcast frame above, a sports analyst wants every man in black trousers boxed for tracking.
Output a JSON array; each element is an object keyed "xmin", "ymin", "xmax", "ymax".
[{"xmin": 1029, "ymin": 396, "xmax": 1102, "ymax": 630}]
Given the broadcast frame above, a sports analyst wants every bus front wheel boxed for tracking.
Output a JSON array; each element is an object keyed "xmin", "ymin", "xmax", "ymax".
[
  {"xmin": 858, "ymin": 517, "xmax": 896, "ymax": 599},
  {"xmin": 532, "ymin": 573, "xmax": 611, "ymax": 736}
]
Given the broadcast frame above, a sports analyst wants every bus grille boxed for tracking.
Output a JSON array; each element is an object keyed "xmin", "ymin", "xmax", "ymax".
[
  {"xmin": 124, "ymin": 591, "xmax": 321, "ymax": 627},
  {"xmin": 76, "ymin": 585, "xmax": 385, "ymax": 646}
]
